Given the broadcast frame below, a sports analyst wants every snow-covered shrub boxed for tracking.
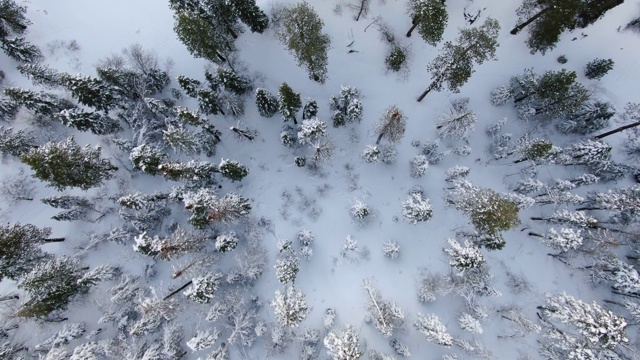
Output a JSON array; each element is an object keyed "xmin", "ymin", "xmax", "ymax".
[
  {"xmin": 323, "ymin": 308, "xmax": 337, "ymax": 328},
  {"xmin": 410, "ymin": 154, "xmax": 428, "ymax": 178},
  {"xmin": 361, "ymin": 145, "xmax": 380, "ymax": 163},
  {"xmin": 382, "ymin": 240, "xmax": 400, "ymax": 259},
  {"xmin": 350, "ymin": 200, "xmax": 371, "ymax": 222},
  {"xmin": 443, "ymin": 239, "xmax": 486, "ymax": 274},
  {"xmin": 414, "ymin": 313, "xmax": 453, "ymax": 347},
  {"xmin": 458, "ymin": 313, "xmax": 483, "ymax": 334},
  {"xmin": 380, "ymin": 145, "xmax": 398, "ymax": 164},
  {"xmin": 402, "ymin": 193, "xmax": 433, "ymax": 224},
  {"xmin": 186, "ymin": 329, "xmax": 220, "ymax": 352},
  {"xmin": 297, "ymin": 229, "xmax": 315, "ymax": 246}
]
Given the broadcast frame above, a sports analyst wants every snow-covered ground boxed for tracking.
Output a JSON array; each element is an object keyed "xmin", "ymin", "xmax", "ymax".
[{"xmin": 1, "ymin": 0, "xmax": 640, "ymax": 359}]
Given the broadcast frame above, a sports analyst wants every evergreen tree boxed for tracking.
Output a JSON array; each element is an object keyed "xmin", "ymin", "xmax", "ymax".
[
  {"xmin": 16, "ymin": 63, "xmax": 63, "ymax": 88},
  {"xmin": 0, "ymin": 0, "xmax": 30, "ymax": 38},
  {"xmin": 184, "ymin": 272, "xmax": 223, "ymax": 303},
  {"xmin": 17, "ymin": 256, "xmax": 95, "ymax": 318},
  {"xmin": 278, "ymin": 82, "xmax": 301, "ymax": 124},
  {"xmin": 406, "ymin": 0, "xmax": 448, "ymax": 46},
  {"xmin": 215, "ymin": 231, "xmax": 239, "ymax": 252},
  {"xmin": 232, "ymin": 0, "xmax": 269, "ymax": 33},
  {"xmin": 129, "ymin": 143, "xmax": 168, "ymax": 175},
  {"xmin": 410, "ymin": 154, "xmax": 429, "ymax": 178},
  {"xmin": 573, "ymin": 0, "xmax": 623, "ymax": 29},
  {"xmin": 0, "ymin": 126, "xmax": 35, "ymax": 157},
  {"xmin": 163, "ymin": 125, "xmax": 201, "ymax": 155},
  {"xmin": 0, "ymin": 223, "xmax": 54, "ymax": 282},
  {"xmin": 330, "ymin": 86, "xmax": 363, "ymax": 127},
  {"xmin": 436, "ymin": 97, "xmax": 477, "ymax": 139},
  {"xmin": 216, "ymin": 67, "xmax": 252, "ymax": 95},
  {"xmin": 297, "ymin": 118, "xmax": 328, "ymax": 145},
  {"xmin": 159, "ymin": 160, "xmax": 218, "ymax": 187},
  {"xmin": 402, "ymin": 193, "xmax": 433, "ymax": 224},
  {"xmin": 0, "ymin": 37, "xmax": 40, "ymax": 62},
  {"xmin": 277, "ymin": 2, "xmax": 331, "ymax": 83},
  {"xmin": 274, "ymin": 256, "xmax": 300, "ymax": 284},
  {"xmin": 443, "ymin": 238, "xmax": 485, "ymax": 274},
  {"xmin": 255, "ymin": 88, "xmax": 278, "ymax": 117},
  {"xmin": 41, "ymin": 195, "xmax": 92, "ymax": 209},
  {"xmin": 417, "ymin": 17, "xmax": 500, "ymax": 101},
  {"xmin": 60, "ymin": 74, "xmax": 121, "ymax": 112},
  {"xmin": 323, "ymin": 324, "xmax": 364, "ymax": 360},
  {"xmin": 272, "ymin": 286, "xmax": 309, "ymax": 328},
  {"xmin": 172, "ymin": 10, "xmax": 234, "ymax": 64},
  {"xmin": 584, "ymin": 58, "xmax": 614, "ymax": 80},
  {"xmin": 176, "ymin": 75, "xmax": 201, "ymax": 98},
  {"xmin": 414, "ymin": 313, "xmax": 453, "ymax": 347},
  {"xmin": 4, "ymin": 87, "xmax": 74, "ymax": 116},
  {"xmin": 385, "ymin": 46, "xmax": 407, "ymax": 72},
  {"xmin": 302, "ymin": 98, "xmax": 318, "ymax": 120},
  {"xmin": 21, "ymin": 137, "xmax": 117, "ymax": 191},
  {"xmin": 56, "ymin": 108, "xmax": 122, "ymax": 135},
  {"xmin": 361, "ymin": 145, "xmax": 380, "ymax": 163},
  {"xmin": 218, "ymin": 158, "xmax": 249, "ymax": 182},
  {"xmin": 514, "ymin": 138, "xmax": 553, "ymax": 163},
  {"xmin": 374, "ymin": 105, "xmax": 406, "ymax": 145},
  {"xmin": 557, "ymin": 101, "xmax": 614, "ymax": 134},
  {"xmin": 363, "ymin": 279, "xmax": 405, "ymax": 337}
]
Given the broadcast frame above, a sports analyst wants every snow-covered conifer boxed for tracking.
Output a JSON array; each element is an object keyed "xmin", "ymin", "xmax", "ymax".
[
  {"xmin": 0, "ymin": 168, "xmax": 35, "ymax": 204},
  {"xmin": 382, "ymin": 240, "xmax": 400, "ymax": 259},
  {"xmin": 324, "ymin": 324, "xmax": 364, "ymax": 360},
  {"xmin": 374, "ymin": 105, "xmax": 407, "ymax": 145},
  {"xmin": 445, "ymin": 166, "xmax": 470, "ymax": 182},
  {"xmin": 584, "ymin": 58, "xmax": 614, "ymax": 80},
  {"xmin": 350, "ymin": 200, "xmax": 370, "ymax": 222},
  {"xmin": 1, "ymin": 37, "xmax": 41, "ymax": 62},
  {"xmin": 255, "ymin": 88, "xmax": 278, "ymax": 117},
  {"xmin": 437, "ymin": 98, "xmax": 477, "ymax": 139},
  {"xmin": 56, "ymin": 108, "xmax": 121, "ymax": 135},
  {"xmin": 458, "ymin": 313, "xmax": 483, "ymax": 334},
  {"xmin": 21, "ymin": 136, "xmax": 117, "ymax": 191},
  {"xmin": 514, "ymin": 138, "xmax": 553, "ymax": 163},
  {"xmin": 0, "ymin": 223, "xmax": 52, "ymax": 281},
  {"xmin": 36, "ymin": 323, "xmax": 86, "ymax": 351},
  {"xmin": 60, "ymin": 74, "xmax": 121, "ymax": 112},
  {"xmin": 380, "ymin": 145, "xmax": 398, "ymax": 164},
  {"xmin": 303, "ymin": 98, "xmax": 318, "ymax": 120},
  {"xmin": 363, "ymin": 279, "xmax": 405, "ymax": 337},
  {"xmin": 361, "ymin": 145, "xmax": 380, "ymax": 163},
  {"xmin": 443, "ymin": 239, "xmax": 486, "ymax": 274},
  {"xmin": 187, "ymin": 329, "xmax": 220, "ymax": 352},
  {"xmin": 218, "ymin": 158, "xmax": 249, "ymax": 182},
  {"xmin": 278, "ymin": 83, "xmax": 301, "ymax": 124},
  {"xmin": 163, "ymin": 125, "xmax": 200, "ymax": 155},
  {"xmin": 17, "ymin": 63, "xmax": 63, "ymax": 89},
  {"xmin": 414, "ymin": 313, "xmax": 453, "ymax": 347},
  {"xmin": 513, "ymin": 177, "xmax": 544, "ymax": 195},
  {"xmin": 310, "ymin": 139, "xmax": 335, "ymax": 164},
  {"xmin": 298, "ymin": 118, "xmax": 328, "ymax": 145},
  {"xmin": 538, "ymin": 228, "xmax": 583, "ymax": 252},
  {"xmin": 330, "ymin": 86, "xmax": 362, "ymax": 127},
  {"xmin": 410, "ymin": 154, "xmax": 428, "ymax": 178},
  {"xmin": 274, "ymin": 256, "xmax": 300, "ymax": 284},
  {"xmin": 129, "ymin": 144, "xmax": 167, "ymax": 175},
  {"xmin": 159, "ymin": 160, "xmax": 218, "ymax": 188},
  {"xmin": 215, "ymin": 232, "xmax": 239, "ymax": 252},
  {"xmin": 271, "ymin": 286, "xmax": 309, "ymax": 327},
  {"xmin": 297, "ymin": 229, "xmax": 315, "ymax": 246},
  {"xmin": 184, "ymin": 272, "xmax": 223, "ymax": 304},
  {"xmin": 0, "ymin": 126, "xmax": 36, "ymax": 157},
  {"xmin": 402, "ymin": 193, "xmax": 433, "ymax": 224},
  {"xmin": 557, "ymin": 101, "xmax": 614, "ymax": 135},
  {"xmin": 531, "ymin": 210, "xmax": 598, "ymax": 228},
  {"xmin": 490, "ymin": 84, "xmax": 513, "ymax": 106}
]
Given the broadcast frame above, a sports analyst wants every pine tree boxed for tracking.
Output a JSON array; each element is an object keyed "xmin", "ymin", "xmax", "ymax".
[
  {"xmin": 302, "ymin": 98, "xmax": 318, "ymax": 120},
  {"xmin": 163, "ymin": 125, "xmax": 200, "ymax": 155},
  {"xmin": 410, "ymin": 154, "xmax": 429, "ymax": 178},
  {"xmin": 0, "ymin": 37, "xmax": 41, "ymax": 62},
  {"xmin": 557, "ymin": 101, "xmax": 614, "ymax": 134},
  {"xmin": 278, "ymin": 1, "xmax": 331, "ymax": 83},
  {"xmin": 56, "ymin": 108, "xmax": 121, "ymax": 135},
  {"xmin": 278, "ymin": 83, "xmax": 301, "ymax": 124},
  {"xmin": 272, "ymin": 286, "xmax": 309, "ymax": 327},
  {"xmin": 184, "ymin": 272, "xmax": 223, "ymax": 304},
  {"xmin": 218, "ymin": 158, "xmax": 249, "ymax": 182},
  {"xmin": 0, "ymin": 0, "xmax": 30, "ymax": 38},
  {"xmin": 275, "ymin": 256, "xmax": 300, "ymax": 284},
  {"xmin": 215, "ymin": 232, "xmax": 239, "ymax": 252},
  {"xmin": 414, "ymin": 313, "xmax": 453, "ymax": 347},
  {"xmin": 385, "ymin": 46, "xmax": 407, "ymax": 73},
  {"xmin": 330, "ymin": 86, "xmax": 362, "ymax": 127},
  {"xmin": 443, "ymin": 238, "xmax": 486, "ymax": 274},
  {"xmin": 41, "ymin": 195, "xmax": 92, "ymax": 209},
  {"xmin": 17, "ymin": 63, "xmax": 63, "ymax": 88},
  {"xmin": 186, "ymin": 329, "xmax": 220, "ymax": 352},
  {"xmin": 530, "ymin": 227, "xmax": 583, "ymax": 252},
  {"xmin": 361, "ymin": 145, "xmax": 380, "ymax": 163},
  {"xmin": 514, "ymin": 138, "xmax": 553, "ymax": 163},
  {"xmin": 436, "ymin": 97, "xmax": 477, "ymax": 139},
  {"xmin": 374, "ymin": 105, "xmax": 407, "ymax": 145},
  {"xmin": 232, "ymin": 0, "xmax": 269, "ymax": 33},
  {"xmin": 0, "ymin": 223, "xmax": 54, "ymax": 281},
  {"xmin": 255, "ymin": 88, "xmax": 279, "ymax": 117},
  {"xmin": 159, "ymin": 160, "xmax": 218, "ymax": 188},
  {"xmin": 0, "ymin": 126, "xmax": 35, "ymax": 157},
  {"xmin": 406, "ymin": 0, "xmax": 448, "ymax": 46},
  {"xmin": 584, "ymin": 58, "xmax": 614, "ymax": 80},
  {"xmin": 21, "ymin": 137, "xmax": 117, "ymax": 191},
  {"xmin": 298, "ymin": 118, "xmax": 327, "ymax": 145},
  {"xmin": 538, "ymin": 293, "xmax": 628, "ymax": 358},
  {"xmin": 417, "ymin": 17, "xmax": 500, "ymax": 101},
  {"xmin": 17, "ymin": 256, "xmax": 96, "ymax": 318},
  {"xmin": 129, "ymin": 144, "xmax": 167, "ymax": 175},
  {"xmin": 4, "ymin": 87, "xmax": 73, "ymax": 116},
  {"xmin": 324, "ymin": 324, "xmax": 364, "ymax": 360},
  {"xmin": 60, "ymin": 74, "xmax": 121, "ymax": 112},
  {"xmin": 402, "ymin": 193, "xmax": 433, "ymax": 224},
  {"xmin": 216, "ymin": 67, "xmax": 252, "ymax": 95},
  {"xmin": 573, "ymin": 0, "xmax": 623, "ymax": 29}
]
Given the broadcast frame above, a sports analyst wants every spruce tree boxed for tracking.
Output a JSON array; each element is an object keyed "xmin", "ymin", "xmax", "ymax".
[
  {"xmin": 0, "ymin": 126, "xmax": 35, "ymax": 157},
  {"xmin": 277, "ymin": 2, "xmax": 331, "ymax": 83},
  {"xmin": 20, "ymin": 136, "xmax": 117, "ymax": 191},
  {"xmin": 584, "ymin": 58, "xmax": 614, "ymax": 80},
  {"xmin": 217, "ymin": 67, "xmax": 252, "ymax": 95},
  {"xmin": 4, "ymin": 87, "xmax": 73, "ymax": 116},
  {"xmin": 330, "ymin": 86, "xmax": 363, "ymax": 127},
  {"xmin": 17, "ymin": 63, "xmax": 63, "ymax": 88},
  {"xmin": 255, "ymin": 88, "xmax": 278, "ymax": 117},
  {"xmin": 406, "ymin": 0, "xmax": 448, "ymax": 46},
  {"xmin": 0, "ymin": 0, "xmax": 30, "ymax": 38},
  {"xmin": 0, "ymin": 223, "xmax": 54, "ymax": 282},
  {"xmin": 278, "ymin": 83, "xmax": 301, "ymax": 124},
  {"xmin": 218, "ymin": 158, "xmax": 249, "ymax": 182},
  {"xmin": 573, "ymin": 0, "xmax": 623, "ymax": 29},
  {"xmin": 129, "ymin": 144, "xmax": 168, "ymax": 175},
  {"xmin": 159, "ymin": 160, "xmax": 218, "ymax": 188},
  {"xmin": 56, "ymin": 108, "xmax": 122, "ymax": 135},
  {"xmin": 417, "ymin": 17, "xmax": 500, "ymax": 101},
  {"xmin": 557, "ymin": 101, "xmax": 614, "ymax": 134},
  {"xmin": 172, "ymin": 10, "xmax": 234, "ymax": 64},
  {"xmin": 302, "ymin": 98, "xmax": 318, "ymax": 120},
  {"xmin": 232, "ymin": 0, "xmax": 269, "ymax": 33},
  {"xmin": 60, "ymin": 74, "xmax": 121, "ymax": 113},
  {"xmin": 0, "ymin": 37, "xmax": 41, "ymax": 62}
]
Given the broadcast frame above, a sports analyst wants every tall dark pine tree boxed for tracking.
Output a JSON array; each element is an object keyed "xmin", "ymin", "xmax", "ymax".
[
  {"xmin": 60, "ymin": 74, "xmax": 121, "ymax": 113},
  {"xmin": 573, "ymin": 0, "xmax": 624, "ymax": 29},
  {"xmin": 172, "ymin": 9, "xmax": 235, "ymax": 64},
  {"xmin": 417, "ymin": 17, "xmax": 500, "ymax": 102},
  {"xmin": 232, "ymin": 0, "xmax": 269, "ymax": 33},
  {"xmin": 277, "ymin": 2, "xmax": 331, "ymax": 83},
  {"xmin": 584, "ymin": 58, "xmax": 614, "ymax": 80},
  {"xmin": 406, "ymin": 0, "xmax": 448, "ymax": 46},
  {"xmin": 278, "ymin": 83, "xmax": 302, "ymax": 124},
  {"xmin": 4, "ymin": 87, "xmax": 74, "ymax": 117},
  {"xmin": 20, "ymin": 137, "xmax": 117, "ymax": 191},
  {"xmin": 0, "ymin": 223, "xmax": 58, "ymax": 282},
  {"xmin": 510, "ymin": 0, "xmax": 582, "ymax": 54}
]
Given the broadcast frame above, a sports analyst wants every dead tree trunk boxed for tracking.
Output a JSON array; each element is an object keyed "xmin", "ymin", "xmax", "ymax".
[
  {"xmin": 406, "ymin": 18, "xmax": 419, "ymax": 37},
  {"xmin": 594, "ymin": 121, "xmax": 640, "ymax": 139},
  {"xmin": 43, "ymin": 238, "xmax": 65, "ymax": 243},
  {"xmin": 163, "ymin": 280, "xmax": 193, "ymax": 300},
  {"xmin": 510, "ymin": 7, "xmax": 552, "ymax": 35}
]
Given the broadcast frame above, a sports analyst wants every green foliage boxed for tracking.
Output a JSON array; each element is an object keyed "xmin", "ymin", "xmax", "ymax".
[
  {"xmin": 60, "ymin": 74, "xmax": 121, "ymax": 112},
  {"xmin": 176, "ymin": 75, "xmax": 201, "ymax": 98},
  {"xmin": 0, "ymin": 223, "xmax": 51, "ymax": 282},
  {"xmin": 469, "ymin": 190, "xmax": 521, "ymax": 236},
  {"xmin": 21, "ymin": 137, "xmax": 117, "ymax": 191},
  {"xmin": 302, "ymin": 98, "xmax": 318, "ymax": 120},
  {"xmin": 4, "ymin": 87, "xmax": 73, "ymax": 116},
  {"xmin": 255, "ymin": 88, "xmax": 279, "ymax": 117},
  {"xmin": 0, "ymin": 37, "xmax": 41, "ymax": 62},
  {"xmin": 56, "ymin": 108, "xmax": 122, "ymax": 135},
  {"xmin": 17, "ymin": 256, "xmax": 89, "ymax": 318},
  {"xmin": 233, "ymin": 0, "xmax": 269, "ymax": 33},
  {"xmin": 557, "ymin": 55, "xmax": 568, "ymax": 64},
  {"xmin": 521, "ymin": 139, "xmax": 553, "ymax": 161},
  {"xmin": 216, "ymin": 68, "xmax": 252, "ymax": 95},
  {"xmin": 385, "ymin": 46, "xmax": 406, "ymax": 72},
  {"xmin": 17, "ymin": 63, "xmax": 64, "ymax": 88},
  {"xmin": 130, "ymin": 144, "xmax": 167, "ymax": 175},
  {"xmin": 585, "ymin": 58, "xmax": 614, "ymax": 80},
  {"xmin": 277, "ymin": 2, "xmax": 331, "ymax": 83},
  {"xmin": 0, "ymin": 126, "xmax": 35, "ymax": 157},
  {"xmin": 219, "ymin": 158, "xmax": 249, "ymax": 182},
  {"xmin": 520, "ymin": 0, "xmax": 582, "ymax": 54},
  {"xmin": 173, "ymin": 10, "xmax": 234, "ymax": 64},
  {"xmin": 0, "ymin": 0, "xmax": 30, "ymax": 37},
  {"xmin": 278, "ymin": 83, "xmax": 301, "ymax": 123},
  {"xmin": 411, "ymin": 0, "xmax": 448, "ymax": 46}
]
